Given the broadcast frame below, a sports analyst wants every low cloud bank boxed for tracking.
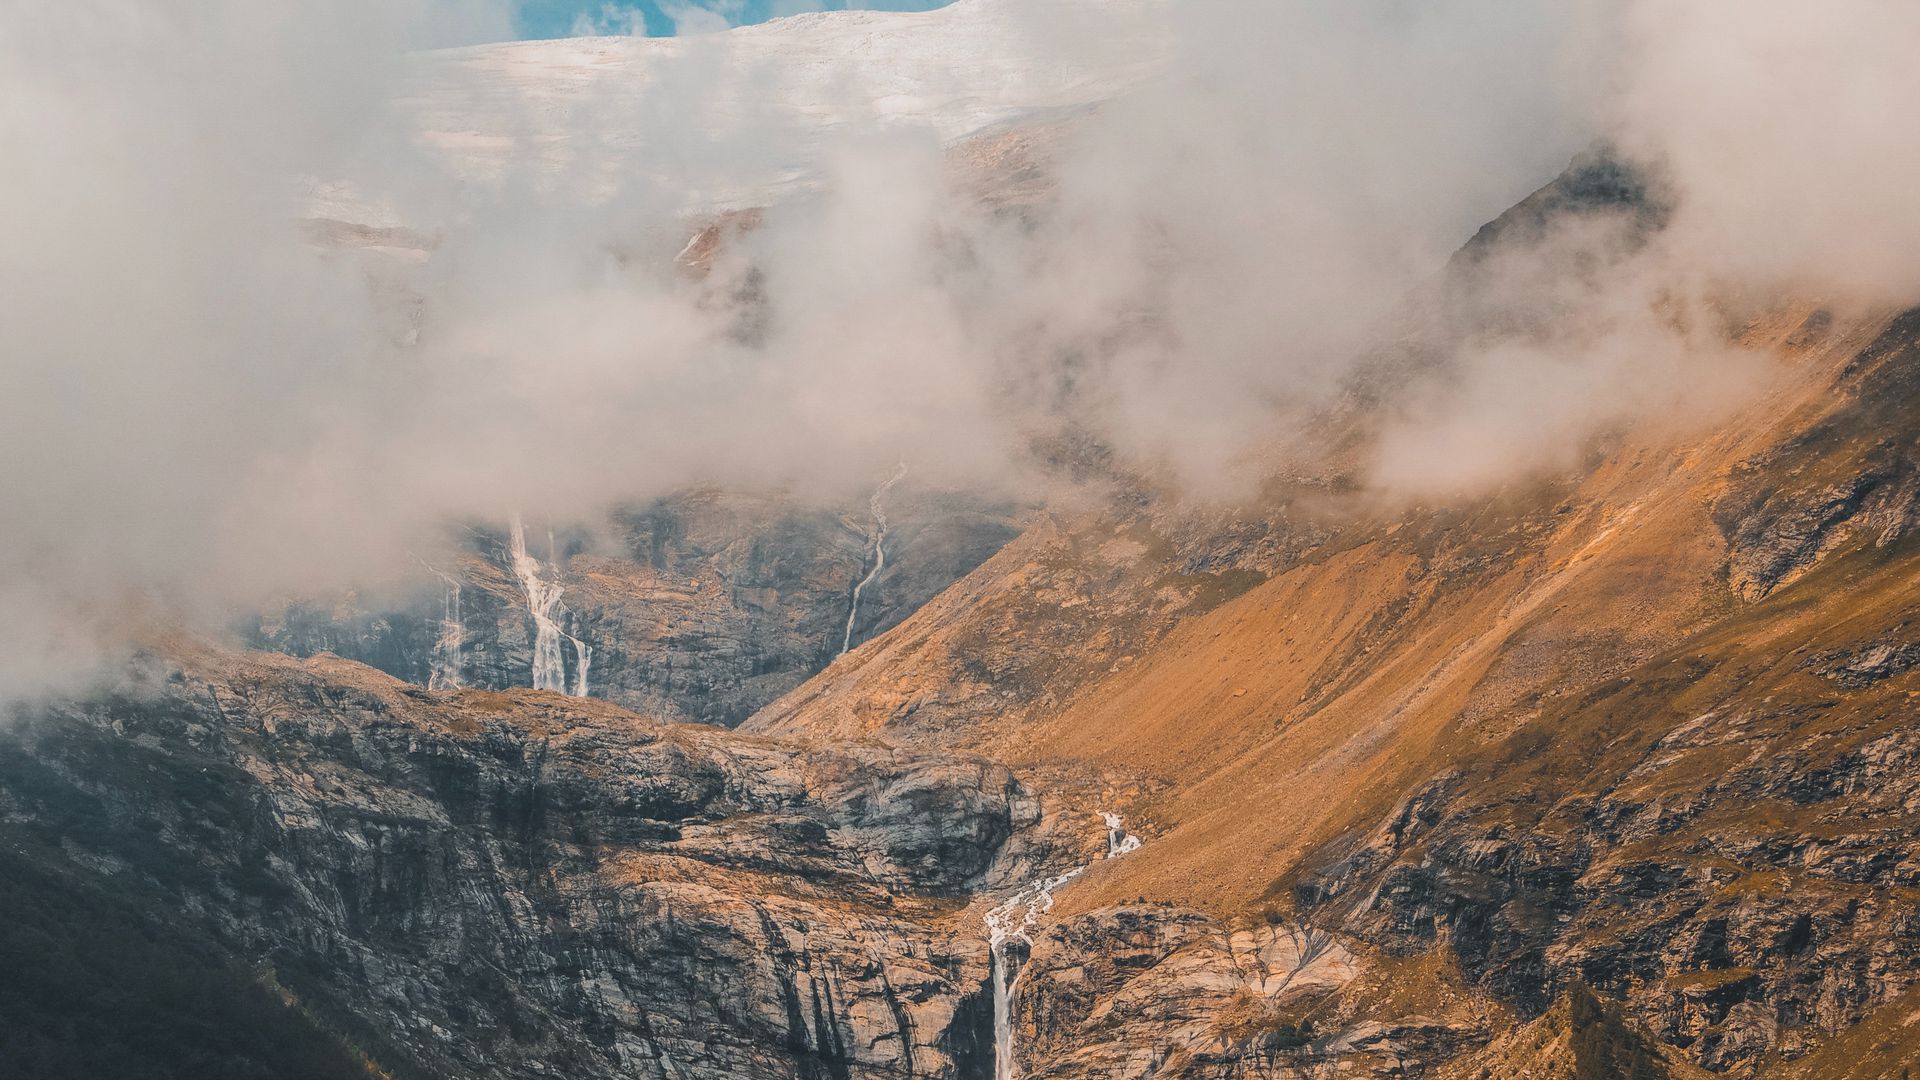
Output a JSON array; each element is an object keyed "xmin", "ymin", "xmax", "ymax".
[{"xmin": 1, "ymin": 0, "xmax": 1913, "ymax": 694}]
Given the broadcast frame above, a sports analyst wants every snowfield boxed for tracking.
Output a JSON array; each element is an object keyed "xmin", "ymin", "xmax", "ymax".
[{"xmin": 394, "ymin": 0, "xmax": 1170, "ymax": 208}]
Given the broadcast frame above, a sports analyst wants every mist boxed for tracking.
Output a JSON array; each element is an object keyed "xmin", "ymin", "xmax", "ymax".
[{"xmin": 3, "ymin": 0, "xmax": 1916, "ymax": 695}]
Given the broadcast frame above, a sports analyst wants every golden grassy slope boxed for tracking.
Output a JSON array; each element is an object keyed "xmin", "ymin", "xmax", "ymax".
[{"xmin": 758, "ymin": 303, "xmax": 1900, "ymax": 924}]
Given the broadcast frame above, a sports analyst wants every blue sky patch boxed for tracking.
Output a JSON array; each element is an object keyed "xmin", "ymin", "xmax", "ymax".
[{"xmin": 514, "ymin": 0, "xmax": 954, "ymax": 39}]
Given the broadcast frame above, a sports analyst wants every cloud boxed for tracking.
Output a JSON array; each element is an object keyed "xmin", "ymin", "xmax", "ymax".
[
  {"xmin": 2, "ymin": 0, "xmax": 1915, "ymax": 695},
  {"xmin": 1366, "ymin": 0, "xmax": 1920, "ymax": 499},
  {"xmin": 571, "ymin": 4, "xmax": 653, "ymax": 36},
  {"xmin": 1610, "ymin": 0, "xmax": 1920, "ymax": 304}
]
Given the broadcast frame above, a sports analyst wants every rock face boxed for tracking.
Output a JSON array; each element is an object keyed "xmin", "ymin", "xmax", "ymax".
[
  {"xmin": 247, "ymin": 486, "xmax": 1019, "ymax": 727},
  {"xmin": 1712, "ymin": 307, "xmax": 1920, "ymax": 602},
  {"xmin": 0, "ymin": 643, "xmax": 1450, "ymax": 1080},
  {"xmin": 1285, "ymin": 619, "xmax": 1920, "ymax": 1075},
  {"xmin": 0, "ymin": 647, "xmax": 1060, "ymax": 1079},
  {"xmin": 1011, "ymin": 908, "xmax": 1401, "ymax": 1079},
  {"xmin": 1433, "ymin": 984, "xmax": 1711, "ymax": 1080}
]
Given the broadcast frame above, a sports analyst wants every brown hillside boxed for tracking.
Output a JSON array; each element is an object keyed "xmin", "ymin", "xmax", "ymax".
[
  {"xmin": 755, "ymin": 301, "xmax": 1894, "ymax": 914},
  {"xmin": 751, "ymin": 287, "xmax": 1920, "ymax": 1074}
]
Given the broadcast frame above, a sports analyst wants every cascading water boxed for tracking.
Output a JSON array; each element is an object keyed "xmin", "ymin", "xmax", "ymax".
[
  {"xmin": 422, "ymin": 563, "xmax": 466, "ymax": 690},
  {"xmin": 840, "ymin": 462, "xmax": 910, "ymax": 656},
  {"xmin": 985, "ymin": 812, "xmax": 1143, "ymax": 1080},
  {"xmin": 986, "ymin": 870, "xmax": 1080, "ymax": 1080},
  {"xmin": 570, "ymin": 631, "xmax": 592, "ymax": 698},
  {"xmin": 507, "ymin": 513, "xmax": 592, "ymax": 696}
]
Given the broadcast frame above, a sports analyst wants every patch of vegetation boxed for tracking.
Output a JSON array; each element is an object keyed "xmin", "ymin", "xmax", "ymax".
[{"xmin": 1160, "ymin": 567, "xmax": 1269, "ymax": 615}]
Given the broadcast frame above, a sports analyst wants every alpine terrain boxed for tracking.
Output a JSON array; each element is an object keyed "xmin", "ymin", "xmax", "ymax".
[{"xmin": 5, "ymin": 1, "xmax": 1920, "ymax": 1079}]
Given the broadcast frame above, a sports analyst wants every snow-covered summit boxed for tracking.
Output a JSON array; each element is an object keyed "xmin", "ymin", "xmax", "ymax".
[{"xmin": 397, "ymin": 0, "xmax": 1169, "ymax": 207}]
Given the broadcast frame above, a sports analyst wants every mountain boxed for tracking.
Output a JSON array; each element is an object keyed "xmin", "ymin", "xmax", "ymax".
[
  {"xmin": 0, "ymin": 644, "xmax": 1029, "ymax": 1077},
  {"xmin": 18, "ymin": 140, "xmax": 1920, "ymax": 1078},
  {"xmin": 746, "ymin": 157, "xmax": 1920, "ymax": 1075},
  {"xmin": 13, "ymin": 6, "xmax": 1920, "ymax": 1079}
]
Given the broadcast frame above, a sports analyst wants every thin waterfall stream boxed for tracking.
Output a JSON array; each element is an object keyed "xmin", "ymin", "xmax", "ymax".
[
  {"xmin": 418, "ymin": 558, "xmax": 466, "ymax": 690},
  {"xmin": 985, "ymin": 812, "xmax": 1144, "ymax": 1080},
  {"xmin": 840, "ymin": 462, "xmax": 909, "ymax": 656}
]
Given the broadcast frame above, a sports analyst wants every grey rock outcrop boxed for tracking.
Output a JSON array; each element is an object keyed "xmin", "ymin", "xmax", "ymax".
[
  {"xmin": 1287, "ymin": 688, "xmax": 1920, "ymax": 1074},
  {"xmin": 0, "ymin": 648, "xmax": 1057, "ymax": 1079},
  {"xmin": 1001, "ymin": 905, "xmax": 1486, "ymax": 1079},
  {"xmin": 1713, "ymin": 308, "xmax": 1920, "ymax": 602}
]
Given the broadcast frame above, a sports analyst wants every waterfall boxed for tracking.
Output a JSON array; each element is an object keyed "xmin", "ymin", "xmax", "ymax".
[
  {"xmin": 571, "ymin": 632, "xmax": 592, "ymax": 698},
  {"xmin": 413, "ymin": 556, "xmax": 467, "ymax": 690},
  {"xmin": 985, "ymin": 812, "xmax": 1143, "ymax": 1080},
  {"xmin": 840, "ymin": 462, "xmax": 909, "ymax": 656},
  {"xmin": 986, "ymin": 870, "xmax": 1080, "ymax": 1080},
  {"xmin": 507, "ymin": 513, "xmax": 591, "ymax": 696},
  {"xmin": 428, "ymin": 571, "xmax": 465, "ymax": 690}
]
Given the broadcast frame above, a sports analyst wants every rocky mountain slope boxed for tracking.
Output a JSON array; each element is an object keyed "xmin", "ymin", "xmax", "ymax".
[
  {"xmin": 1434, "ymin": 984, "xmax": 1712, "ymax": 1080},
  {"xmin": 15, "ymin": 75, "xmax": 1920, "ymax": 1080},
  {"xmin": 1, "ymin": 645, "xmax": 1056, "ymax": 1078},
  {"xmin": 744, "ymin": 160, "xmax": 1920, "ymax": 1076}
]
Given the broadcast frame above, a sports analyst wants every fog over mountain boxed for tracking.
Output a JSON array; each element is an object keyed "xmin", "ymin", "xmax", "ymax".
[
  {"xmin": 3, "ymin": 0, "xmax": 1915, "ymax": 695},
  {"xmin": 17, "ymin": 4, "xmax": 1920, "ymax": 1079}
]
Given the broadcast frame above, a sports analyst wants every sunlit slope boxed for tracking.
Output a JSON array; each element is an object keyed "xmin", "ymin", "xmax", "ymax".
[
  {"xmin": 752, "ymin": 297, "xmax": 1920, "ymax": 1071},
  {"xmin": 758, "ymin": 302, "xmax": 1898, "ymax": 914},
  {"xmin": 1432, "ymin": 983, "xmax": 1713, "ymax": 1079},
  {"xmin": 1043, "ymin": 308, "xmax": 1893, "ymax": 914}
]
